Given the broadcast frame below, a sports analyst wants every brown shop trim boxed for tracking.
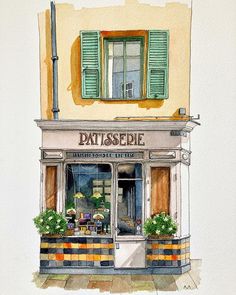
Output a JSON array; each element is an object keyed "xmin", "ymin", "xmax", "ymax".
[
  {"xmin": 45, "ymin": 166, "xmax": 57, "ymax": 210},
  {"xmin": 151, "ymin": 167, "xmax": 170, "ymax": 215}
]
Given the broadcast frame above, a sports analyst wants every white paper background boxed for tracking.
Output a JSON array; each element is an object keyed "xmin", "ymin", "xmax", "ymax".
[{"xmin": 0, "ymin": 0, "xmax": 236, "ymax": 294}]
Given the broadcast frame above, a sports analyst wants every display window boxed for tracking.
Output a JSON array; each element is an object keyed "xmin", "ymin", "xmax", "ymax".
[{"xmin": 66, "ymin": 163, "xmax": 112, "ymax": 236}]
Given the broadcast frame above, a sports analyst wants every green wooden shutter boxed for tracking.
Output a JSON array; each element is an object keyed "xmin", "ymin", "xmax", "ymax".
[
  {"xmin": 81, "ymin": 31, "xmax": 100, "ymax": 98},
  {"xmin": 147, "ymin": 30, "xmax": 169, "ymax": 99}
]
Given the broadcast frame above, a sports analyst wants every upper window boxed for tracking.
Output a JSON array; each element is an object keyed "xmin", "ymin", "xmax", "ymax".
[{"xmin": 80, "ymin": 30, "xmax": 169, "ymax": 100}]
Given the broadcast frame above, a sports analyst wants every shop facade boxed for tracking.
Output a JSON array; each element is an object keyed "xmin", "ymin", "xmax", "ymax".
[{"xmin": 36, "ymin": 119, "xmax": 197, "ymax": 274}]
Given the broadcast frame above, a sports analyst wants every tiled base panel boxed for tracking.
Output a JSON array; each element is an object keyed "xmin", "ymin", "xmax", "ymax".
[
  {"xmin": 146, "ymin": 236, "xmax": 190, "ymax": 267},
  {"xmin": 40, "ymin": 236, "xmax": 190, "ymax": 274}
]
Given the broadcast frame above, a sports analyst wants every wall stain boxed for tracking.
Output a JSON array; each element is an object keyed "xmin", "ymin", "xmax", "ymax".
[{"xmin": 45, "ymin": 10, "xmax": 53, "ymax": 119}]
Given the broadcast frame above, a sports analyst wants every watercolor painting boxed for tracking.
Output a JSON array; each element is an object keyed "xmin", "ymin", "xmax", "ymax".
[
  {"xmin": 32, "ymin": 0, "xmax": 201, "ymax": 291},
  {"xmin": 1, "ymin": 0, "xmax": 236, "ymax": 294}
]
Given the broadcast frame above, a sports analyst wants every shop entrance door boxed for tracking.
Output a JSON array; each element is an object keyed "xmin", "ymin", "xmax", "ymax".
[
  {"xmin": 151, "ymin": 167, "xmax": 170, "ymax": 215},
  {"xmin": 114, "ymin": 163, "xmax": 145, "ymax": 268}
]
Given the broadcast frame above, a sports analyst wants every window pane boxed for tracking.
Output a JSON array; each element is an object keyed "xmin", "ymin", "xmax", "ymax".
[
  {"xmin": 108, "ymin": 57, "xmax": 124, "ymax": 98},
  {"xmin": 113, "ymin": 42, "xmax": 123, "ymax": 56},
  {"xmin": 126, "ymin": 41, "xmax": 141, "ymax": 56},
  {"xmin": 117, "ymin": 179, "xmax": 142, "ymax": 236},
  {"xmin": 127, "ymin": 57, "xmax": 140, "ymax": 71},
  {"xmin": 66, "ymin": 164, "xmax": 112, "ymax": 236},
  {"xmin": 118, "ymin": 163, "xmax": 142, "ymax": 179}
]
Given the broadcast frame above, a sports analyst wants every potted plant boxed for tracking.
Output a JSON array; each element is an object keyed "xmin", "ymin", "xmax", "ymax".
[
  {"xmin": 144, "ymin": 212, "xmax": 177, "ymax": 239},
  {"xmin": 33, "ymin": 209, "xmax": 68, "ymax": 237}
]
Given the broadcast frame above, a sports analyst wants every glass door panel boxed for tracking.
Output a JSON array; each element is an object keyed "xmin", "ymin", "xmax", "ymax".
[{"xmin": 116, "ymin": 163, "xmax": 143, "ymax": 236}]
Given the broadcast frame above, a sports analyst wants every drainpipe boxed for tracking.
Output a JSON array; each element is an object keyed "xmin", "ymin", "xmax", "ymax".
[{"xmin": 50, "ymin": 1, "xmax": 59, "ymax": 120}]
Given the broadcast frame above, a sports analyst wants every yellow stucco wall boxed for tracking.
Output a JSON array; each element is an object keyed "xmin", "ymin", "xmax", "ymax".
[{"xmin": 38, "ymin": 0, "xmax": 191, "ymax": 120}]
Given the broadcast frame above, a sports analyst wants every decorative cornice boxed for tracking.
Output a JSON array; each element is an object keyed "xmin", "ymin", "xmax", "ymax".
[{"xmin": 35, "ymin": 119, "xmax": 199, "ymax": 132}]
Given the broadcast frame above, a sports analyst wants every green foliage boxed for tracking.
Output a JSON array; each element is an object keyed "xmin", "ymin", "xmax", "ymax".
[
  {"xmin": 144, "ymin": 212, "xmax": 177, "ymax": 236},
  {"xmin": 33, "ymin": 209, "xmax": 67, "ymax": 235}
]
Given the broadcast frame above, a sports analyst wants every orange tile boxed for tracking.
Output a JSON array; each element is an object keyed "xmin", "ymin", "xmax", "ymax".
[
  {"xmin": 151, "ymin": 244, "xmax": 159, "ymax": 249},
  {"xmin": 87, "ymin": 254, "xmax": 95, "ymax": 261},
  {"xmin": 64, "ymin": 243, "xmax": 72, "ymax": 248},
  {"xmin": 164, "ymin": 255, "xmax": 172, "ymax": 261},
  {"xmin": 86, "ymin": 243, "xmax": 93, "ymax": 249},
  {"xmin": 55, "ymin": 254, "xmax": 64, "ymax": 261},
  {"xmin": 78, "ymin": 244, "xmax": 87, "ymax": 249},
  {"xmin": 172, "ymin": 255, "xmax": 178, "ymax": 261},
  {"xmin": 93, "ymin": 254, "xmax": 101, "ymax": 261}
]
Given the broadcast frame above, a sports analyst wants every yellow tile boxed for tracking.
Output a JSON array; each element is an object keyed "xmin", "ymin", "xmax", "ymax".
[
  {"xmin": 163, "ymin": 244, "xmax": 173, "ymax": 249},
  {"xmin": 186, "ymin": 253, "xmax": 190, "ymax": 259},
  {"xmin": 71, "ymin": 254, "xmax": 79, "ymax": 260},
  {"xmin": 64, "ymin": 254, "xmax": 71, "ymax": 260},
  {"xmin": 56, "ymin": 243, "xmax": 64, "ymax": 249},
  {"xmin": 180, "ymin": 254, "xmax": 186, "ymax": 260},
  {"xmin": 100, "ymin": 255, "xmax": 109, "ymax": 261},
  {"xmin": 164, "ymin": 255, "xmax": 172, "ymax": 261},
  {"xmin": 78, "ymin": 254, "xmax": 87, "ymax": 261},
  {"xmin": 172, "ymin": 244, "xmax": 181, "ymax": 250},
  {"xmin": 71, "ymin": 243, "xmax": 78, "ymax": 249},
  {"xmin": 40, "ymin": 243, "xmax": 48, "ymax": 248},
  {"xmin": 93, "ymin": 243, "xmax": 101, "ymax": 249},
  {"xmin": 186, "ymin": 242, "xmax": 190, "ymax": 248},
  {"xmin": 40, "ymin": 254, "xmax": 48, "ymax": 260},
  {"xmin": 159, "ymin": 255, "xmax": 165, "ymax": 260},
  {"xmin": 48, "ymin": 243, "xmax": 57, "ymax": 248},
  {"xmin": 48, "ymin": 254, "xmax": 56, "ymax": 260}
]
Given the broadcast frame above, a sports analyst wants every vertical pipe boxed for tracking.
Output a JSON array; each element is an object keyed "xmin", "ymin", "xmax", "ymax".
[{"xmin": 50, "ymin": 1, "xmax": 59, "ymax": 120}]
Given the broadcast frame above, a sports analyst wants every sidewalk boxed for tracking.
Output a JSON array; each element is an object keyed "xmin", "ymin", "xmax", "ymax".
[{"xmin": 33, "ymin": 259, "xmax": 201, "ymax": 292}]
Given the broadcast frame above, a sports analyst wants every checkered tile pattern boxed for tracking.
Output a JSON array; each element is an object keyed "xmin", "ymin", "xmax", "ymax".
[
  {"xmin": 146, "ymin": 237, "xmax": 190, "ymax": 267},
  {"xmin": 40, "ymin": 237, "xmax": 114, "ymax": 268}
]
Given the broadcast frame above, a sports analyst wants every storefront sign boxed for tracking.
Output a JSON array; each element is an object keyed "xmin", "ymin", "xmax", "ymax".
[
  {"xmin": 66, "ymin": 152, "xmax": 144, "ymax": 159},
  {"xmin": 78, "ymin": 132, "xmax": 145, "ymax": 146}
]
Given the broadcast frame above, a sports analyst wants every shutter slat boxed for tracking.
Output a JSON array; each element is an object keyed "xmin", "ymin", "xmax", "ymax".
[
  {"xmin": 81, "ymin": 31, "xmax": 100, "ymax": 98},
  {"xmin": 147, "ymin": 30, "xmax": 169, "ymax": 99}
]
